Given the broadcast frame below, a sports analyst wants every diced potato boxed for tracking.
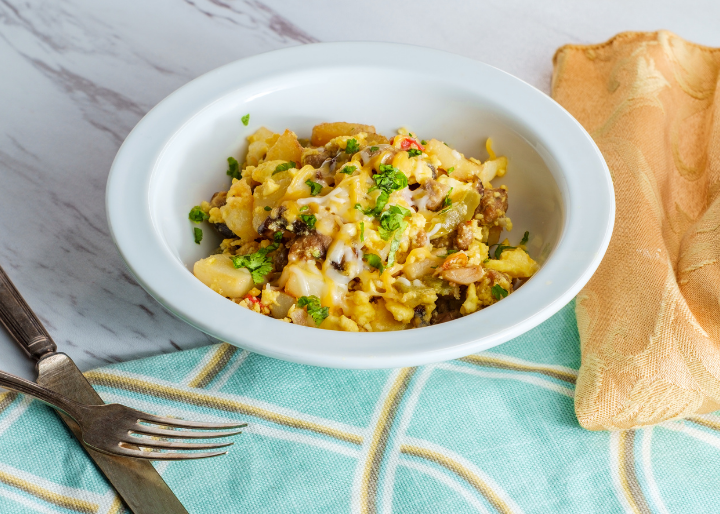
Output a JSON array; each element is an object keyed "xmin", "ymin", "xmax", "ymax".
[
  {"xmin": 194, "ymin": 254, "xmax": 254, "ymax": 298},
  {"xmin": 246, "ymin": 127, "xmax": 279, "ymax": 166},
  {"xmin": 282, "ymin": 263, "xmax": 325, "ymax": 299},
  {"xmin": 425, "ymin": 139, "xmax": 484, "ymax": 181},
  {"xmin": 262, "ymin": 289, "xmax": 296, "ymax": 319},
  {"xmin": 265, "ymin": 129, "xmax": 303, "ymax": 164},
  {"xmin": 311, "ymin": 122, "xmax": 376, "ymax": 146},
  {"xmin": 288, "ymin": 304, "xmax": 315, "ymax": 327},
  {"xmin": 219, "ymin": 178, "xmax": 257, "ymax": 241},
  {"xmin": 248, "ymin": 127, "xmax": 275, "ymax": 144},
  {"xmin": 484, "ymin": 246, "xmax": 539, "ymax": 278},
  {"xmin": 481, "ymin": 157, "xmax": 508, "ymax": 181},
  {"xmin": 250, "ymin": 160, "xmax": 290, "ymax": 184},
  {"xmin": 365, "ymin": 133, "xmax": 390, "ymax": 145}
]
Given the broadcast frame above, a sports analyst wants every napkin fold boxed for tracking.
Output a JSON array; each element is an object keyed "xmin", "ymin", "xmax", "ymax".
[{"xmin": 552, "ymin": 31, "xmax": 720, "ymax": 430}]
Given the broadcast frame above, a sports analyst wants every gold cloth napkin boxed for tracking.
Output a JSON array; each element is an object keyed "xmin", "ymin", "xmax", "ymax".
[{"xmin": 552, "ymin": 31, "xmax": 720, "ymax": 430}]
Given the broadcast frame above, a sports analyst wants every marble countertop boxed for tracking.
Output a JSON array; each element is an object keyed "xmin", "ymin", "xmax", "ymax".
[{"xmin": 1, "ymin": 0, "xmax": 719, "ymax": 380}]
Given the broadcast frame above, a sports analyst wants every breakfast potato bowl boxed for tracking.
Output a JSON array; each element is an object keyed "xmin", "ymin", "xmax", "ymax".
[{"xmin": 106, "ymin": 42, "xmax": 614, "ymax": 369}]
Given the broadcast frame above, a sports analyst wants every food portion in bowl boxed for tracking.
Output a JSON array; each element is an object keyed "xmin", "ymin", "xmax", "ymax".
[{"xmin": 190, "ymin": 122, "xmax": 539, "ymax": 331}]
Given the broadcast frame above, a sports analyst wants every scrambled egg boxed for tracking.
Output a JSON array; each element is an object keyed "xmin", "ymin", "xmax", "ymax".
[{"xmin": 190, "ymin": 122, "xmax": 539, "ymax": 331}]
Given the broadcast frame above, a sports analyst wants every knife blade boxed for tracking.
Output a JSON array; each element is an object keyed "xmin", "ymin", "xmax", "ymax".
[
  {"xmin": 0, "ymin": 265, "xmax": 189, "ymax": 514},
  {"xmin": 37, "ymin": 352, "xmax": 189, "ymax": 513}
]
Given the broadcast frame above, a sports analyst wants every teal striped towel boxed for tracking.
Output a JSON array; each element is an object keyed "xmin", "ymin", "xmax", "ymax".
[{"xmin": 0, "ymin": 301, "xmax": 718, "ymax": 513}]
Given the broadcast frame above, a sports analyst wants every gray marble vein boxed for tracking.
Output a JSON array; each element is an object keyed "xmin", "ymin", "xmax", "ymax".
[{"xmin": 0, "ymin": 0, "xmax": 719, "ymax": 380}]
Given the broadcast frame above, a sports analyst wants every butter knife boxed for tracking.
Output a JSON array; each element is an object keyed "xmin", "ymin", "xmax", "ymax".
[{"xmin": 0, "ymin": 265, "xmax": 189, "ymax": 514}]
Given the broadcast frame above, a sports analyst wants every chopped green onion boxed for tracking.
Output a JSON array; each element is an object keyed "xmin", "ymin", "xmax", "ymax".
[
  {"xmin": 273, "ymin": 161, "xmax": 296, "ymax": 174},
  {"xmin": 297, "ymin": 295, "xmax": 329, "ymax": 326},
  {"xmin": 491, "ymin": 284, "xmax": 509, "ymax": 300},
  {"xmin": 188, "ymin": 206, "xmax": 209, "ymax": 223},
  {"xmin": 345, "ymin": 138, "xmax": 360, "ymax": 154},
  {"xmin": 305, "ymin": 179, "xmax": 322, "ymax": 196},
  {"xmin": 226, "ymin": 157, "xmax": 241, "ymax": 180}
]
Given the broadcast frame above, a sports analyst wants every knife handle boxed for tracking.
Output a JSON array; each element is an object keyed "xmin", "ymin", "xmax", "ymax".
[{"xmin": 0, "ymin": 265, "xmax": 56, "ymax": 360}]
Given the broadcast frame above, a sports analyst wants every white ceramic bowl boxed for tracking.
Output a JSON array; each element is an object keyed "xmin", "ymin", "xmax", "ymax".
[{"xmin": 107, "ymin": 42, "xmax": 613, "ymax": 369}]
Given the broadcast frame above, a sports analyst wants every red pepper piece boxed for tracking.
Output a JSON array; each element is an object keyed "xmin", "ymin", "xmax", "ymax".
[{"xmin": 399, "ymin": 137, "xmax": 424, "ymax": 152}]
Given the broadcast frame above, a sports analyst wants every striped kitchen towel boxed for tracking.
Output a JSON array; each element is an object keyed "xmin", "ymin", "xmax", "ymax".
[{"xmin": 0, "ymin": 300, "xmax": 718, "ymax": 513}]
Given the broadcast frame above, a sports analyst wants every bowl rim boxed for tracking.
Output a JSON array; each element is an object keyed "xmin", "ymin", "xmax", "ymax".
[{"xmin": 106, "ymin": 41, "xmax": 614, "ymax": 369}]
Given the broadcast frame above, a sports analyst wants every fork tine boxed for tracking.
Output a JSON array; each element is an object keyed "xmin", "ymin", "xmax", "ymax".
[
  {"xmin": 131, "ymin": 424, "xmax": 244, "ymax": 439},
  {"xmin": 121, "ymin": 439, "xmax": 233, "ymax": 451},
  {"xmin": 134, "ymin": 412, "xmax": 247, "ymax": 431},
  {"xmin": 111, "ymin": 446, "xmax": 229, "ymax": 461}
]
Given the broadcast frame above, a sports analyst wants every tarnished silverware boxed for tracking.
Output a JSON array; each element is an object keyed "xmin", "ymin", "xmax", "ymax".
[
  {"xmin": 0, "ymin": 263, "xmax": 214, "ymax": 513},
  {"xmin": 0, "ymin": 368, "xmax": 245, "ymax": 460}
]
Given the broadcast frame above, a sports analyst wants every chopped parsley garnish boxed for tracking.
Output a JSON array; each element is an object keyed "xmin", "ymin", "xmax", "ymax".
[
  {"xmin": 241, "ymin": 113, "xmax": 250, "ymax": 126},
  {"xmin": 370, "ymin": 146, "xmax": 379, "ymax": 152},
  {"xmin": 407, "ymin": 149, "xmax": 422, "ymax": 158},
  {"xmin": 193, "ymin": 227, "xmax": 203, "ymax": 244},
  {"xmin": 439, "ymin": 187, "xmax": 453, "ymax": 214},
  {"xmin": 520, "ymin": 231, "xmax": 530, "ymax": 246},
  {"xmin": 230, "ymin": 243, "xmax": 279, "ymax": 284},
  {"xmin": 359, "ymin": 221, "xmax": 365, "ymax": 242},
  {"xmin": 446, "ymin": 166, "xmax": 455, "ymax": 174},
  {"xmin": 226, "ymin": 157, "xmax": 241, "ymax": 180},
  {"xmin": 273, "ymin": 231, "xmax": 283, "ymax": 242},
  {"xmin": 442, "ymin": 188, "xmax": 453, "ymax": 209},
  {"xmin": 387, "ymin": 237, "xmax": 402, "ymax": 268},
  {"xmin": 345, "ymin": 138, "xmax": 360, "ymax": 154},
  {"xmin": 305, "ymin": 179, "xmax": 322, "ymax": 196},
  {"xmin": 492, "ymin": 233, "xmax": 529, "ymax": 259},
  {"xmin": 264, "ymin": 205, "xmax": 272, "ymax": 211},
  {"xmin": 359, "ymin": 164, "xmax": 409, "ymax": 218},
  {"xmin": 299, "ymin": 214, "xmax": 317, "ymax": 230},
  {"xmin": 340, "ymin": 165, "xmax": 357, "ymax": 175},
  {"xmin": 364, "ymin": 253, "xmax": 384, "ymax": 274},
  {"xmin": 420, "ymin": 139, "xmax": 428, "ymax": 145},
  {"xmin": 299, "ymin": 205, "xmax": 309, "ymax": 211},
  {"xmin": 491, "ymin": 284, "xmax": 509, "ymax": 300},
  {"xmin": 371, "ymin": 164, "xmax": 408, "ymax": 193},
  {"xmin": 409, "ymin": 133, "xmax": 415, "ymax": 137},
  {"xmin": 494, "ymin": 244, "xmax": 515, "ymax": 260},
  {"xmin": 273, "ymin": 161, "xmax": 296, "ymax": 174},
  {"xmin": 446, "ymin": 249, "xmax": 459, "ymax": 255},
  {"xmin": 297, "ymin": 295, "xmax": 329, "ymax": 326},
  {"xmin": 378, "ymin": 205, "xmax": 411, "ymax": 267},
  {"xmin": 378, "ymin": 205, "xmax": 411, "ymax": 241},
  {"xmin": 188, "ymin": 205, "xmax": 209, "ymax": 223}
]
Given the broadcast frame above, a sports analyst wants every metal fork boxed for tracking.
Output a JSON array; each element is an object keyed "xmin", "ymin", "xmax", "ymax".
[{"xmin": 0, "ymin": 369, "xmax": 246, "ymax": 460}]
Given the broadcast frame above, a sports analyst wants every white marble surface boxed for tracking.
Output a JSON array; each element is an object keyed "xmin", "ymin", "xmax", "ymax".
[{"xmin": 1, "ymin": 0, "xmax": 719, "ymax": 380}]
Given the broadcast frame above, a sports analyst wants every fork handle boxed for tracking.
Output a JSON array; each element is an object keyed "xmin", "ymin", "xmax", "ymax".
[
  {"xmin": 0, "ymin": 265, "xmax": 57, "ymax": 361},
  {"xmin": 0, "ymin": 369, "xmax": 82, "ymax": 420}
]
